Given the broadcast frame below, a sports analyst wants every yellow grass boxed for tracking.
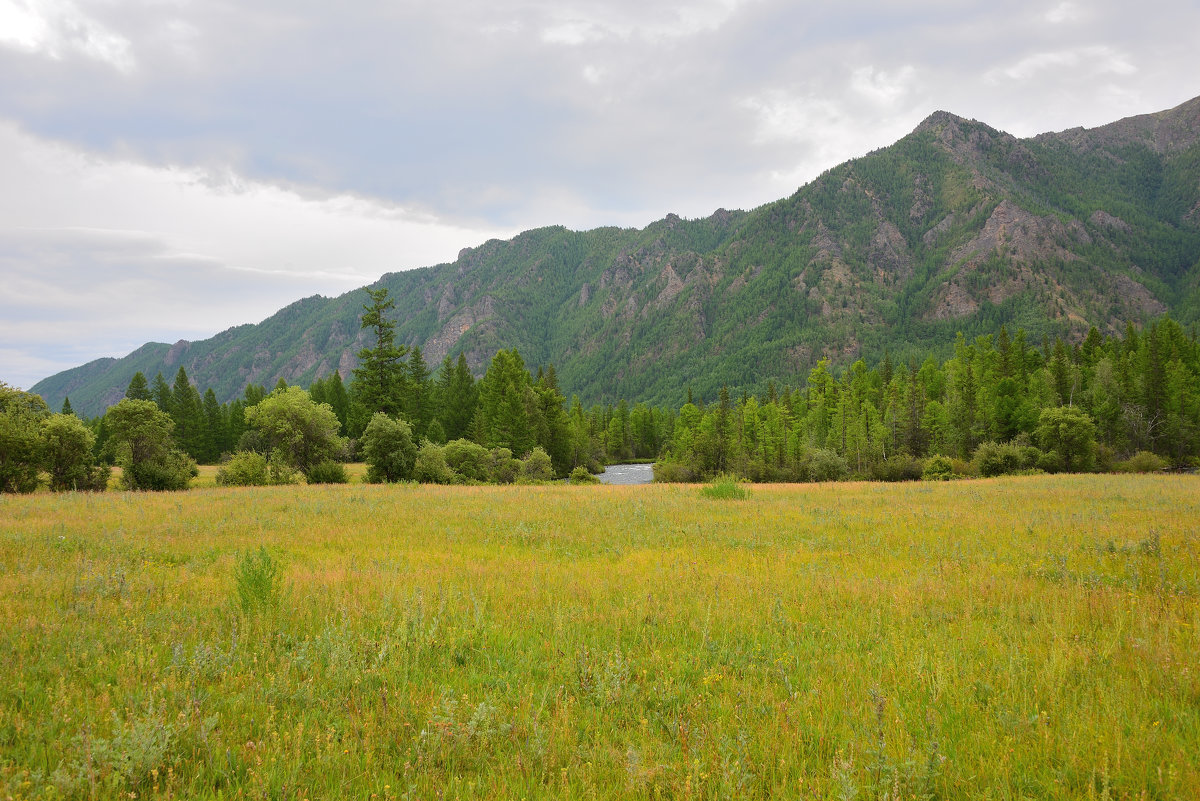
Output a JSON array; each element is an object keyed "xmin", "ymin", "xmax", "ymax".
[{"xmin": 0, "ymin": 475, "xmax": 1197, "ymax": 799}]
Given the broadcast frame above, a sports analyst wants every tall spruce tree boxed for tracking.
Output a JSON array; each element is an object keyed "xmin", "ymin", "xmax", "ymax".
[
  {"xmin": 125, "ymin": 372, "xmax": 152, "ymax": 402},
  {"xmin": 353, "ymin": 287, "xmax": 407, "ymax": 419}
]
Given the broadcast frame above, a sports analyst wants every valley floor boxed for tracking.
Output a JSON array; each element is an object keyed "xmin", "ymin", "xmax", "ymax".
[{"xmin": 1, "ymin": 476, "xmax": 1197, "ymax": 799}]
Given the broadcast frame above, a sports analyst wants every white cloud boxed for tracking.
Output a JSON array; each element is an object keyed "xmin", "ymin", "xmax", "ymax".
[
  {"xmin": 850, "ymin": 65, "xmax": 917, "ymax": 106},
  {"xmin": 1045, "ymin": 2, "xmax": 1083, "ymax": 23},
  {"xmin": 0, "ymin": 0, "xmax": 134, "ymax": 71},
  {"xmin": 986, "ymin": 45, "xmax": 1137, "ymax": 84}
]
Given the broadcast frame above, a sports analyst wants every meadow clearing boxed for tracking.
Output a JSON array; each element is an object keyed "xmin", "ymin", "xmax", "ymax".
[{"xmin": 0, "ymin": 475, "xmax": 1197, "ymax": 800}]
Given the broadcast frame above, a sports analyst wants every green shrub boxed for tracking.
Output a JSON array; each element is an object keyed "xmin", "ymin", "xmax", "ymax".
[
  {"xmin": 972, "ymin": 441, "xmax": 1024, "ymax": 477},
  {"xmin": 1115, "ymin": 450, "xmax": 1168, "ymax": 473},
  {"xmin": 216, "ymin": 451, "xmax": 271, "ymax": 486},
  {"xmin": 488, "ymin": 447, "xmax": 521, "ymax": 484},
  {"xmin": 361, "ymin": 412, "xmax": 416, "ymax": 482},
  {"xmin": 568, "ymin": 465, "xmax": 601, "ymax": 485},
  {"xmin": 125, "ymin": 451, "xmax": 196, "ymax": 491},
  {"xmin": 267, "ymin": 451, "xmax": 301, "ymax": 485},
  {"xmin": 233, "ymin": 547, "xmax": 280, "ymax": 612},
  {"xmin": 414, "ymin": 441, "xmax": 457, "ymax": 484},
  {"xmin": 520, "ymin": 446, "xmax": 554, "ymax": 482},
  {"xmin": 804, "ymin": 448, "xmax": 849, "ymax": 482},
  {"xmin": 651, "ymin": 460, "xmax": 697, "ymax": 483},
  {"xmin": 699, "ymin": 475, "xmax": 748, "ymax": 500},
  {"xmin": 442, "ymin": 439, "xmax": 490, "ymax": 482},
  {"xmin": 922, "ymin": 454, "xmax": 956, "ymax": 481},
  {"xmin": 306, "ymin": 459, "xmax": 348, "ymax": 484},
  {"xmin": 870, "ymin": 453, "xmax": 923, "ymax": 482}
]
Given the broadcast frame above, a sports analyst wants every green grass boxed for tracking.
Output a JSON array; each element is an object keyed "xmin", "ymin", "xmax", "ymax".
[{"xmin": 1, "ymin": 475, "xmax": 1198, "ymax": 799}]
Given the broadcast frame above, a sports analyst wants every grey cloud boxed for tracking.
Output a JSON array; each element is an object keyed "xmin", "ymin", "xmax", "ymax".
[
  {"xmin": 0, "ymin": 228, "xmax": 355, "ymax": 389},
  {"xmin": 2, "ymin": 0, "xmax": 1198, "ymax": 387}
]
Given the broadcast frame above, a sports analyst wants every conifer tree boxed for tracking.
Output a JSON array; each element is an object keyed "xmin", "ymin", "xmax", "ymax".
[
  {"xmin": 353, "ymin": 287, "xmax": 407, "ymax": 418},
  {"xmin": 125, "ymin": 372, "xmax": 152, "ymax": 402}
]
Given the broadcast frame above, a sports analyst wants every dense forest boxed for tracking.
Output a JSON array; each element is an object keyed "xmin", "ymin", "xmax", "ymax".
[{"xmin": 2, "ymin": 284, "xmax": 1197, "ymax": 494}]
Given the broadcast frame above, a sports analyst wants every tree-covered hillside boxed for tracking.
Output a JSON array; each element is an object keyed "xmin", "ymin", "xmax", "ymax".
[{"xmin": 31, "ymin": 96, "xmax": 1200, "ymax": 418}]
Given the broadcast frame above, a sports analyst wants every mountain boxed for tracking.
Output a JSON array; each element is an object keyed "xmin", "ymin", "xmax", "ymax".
[{"xmin": 33, "ymin": 96, "xmax": 1200, "ymax": 418}]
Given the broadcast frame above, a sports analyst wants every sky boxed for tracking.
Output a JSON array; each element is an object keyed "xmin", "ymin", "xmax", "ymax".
[{"xmin": 1, "ymin": 0, "xmax": 1198, "ymax": 391}]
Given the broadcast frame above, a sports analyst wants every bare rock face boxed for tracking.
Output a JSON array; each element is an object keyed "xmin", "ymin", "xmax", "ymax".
[
  {"xmin": 1040, "ymin": 95, "xmax": 1200, "ymax": 155},
  {"xmin": 1090, "ymin": 210, "xmax": 1132, "ymax": 232},
  {"xmin": 423, "ymin": 296, "xmax": 497, "ymax": 363},
  {"xmin": 868, "ymin": 221, "xmax": 913, "ymax": 283},
  {"xmin": 652, "ymin": 264, "xmax": 685, "ymax": 309},
  {"xmin": 164, "ymin": 340, "xmax": 190, "ymax": 367}
]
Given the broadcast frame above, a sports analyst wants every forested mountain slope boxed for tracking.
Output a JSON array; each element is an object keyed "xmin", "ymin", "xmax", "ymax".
[{"xmin": 33, "ymin": 95, "xmax": 1200, "ymax": 418}]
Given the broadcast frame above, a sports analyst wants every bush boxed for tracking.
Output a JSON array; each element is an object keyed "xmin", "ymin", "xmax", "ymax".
[
  {"xmin": 1036, "ymin": 406, "xmax": 1097, "ymax": 472},
  {"xmin": 699, "ymin": 475, "xmax": 748, "ymax": 500},
  {"xmin": 234, "ymin": 547, "xmax": 280, "ymax": 612},
  {"xmin": 306, "ymin": 459, "xmax": 348, "ymax": 484},
  {"xmin": 41, "ymin": 413, "xmax": 108, "ymax": 492},
  {"xmin": 216, "ymin": 451, "xmax": 271, "ymax": 486},
  {"xmin": 870, "ymin": 453, "xmax": 923, "ymax": 482},
  {"xmin": 361, "ymin": 413, "xmax": 416, "ymax": 483},
  {"xmin": 568, "ymin": 465, "xmax": 601, "ymax": 484},
  {"xmin": 268, "ymin": 451, "xmax": 302, "ymax": 485},
  {"xmin": 488, "ymin": 447, "xmax": 521, "ymax": 484},
  {"xmin": 124, "ymin": 451, "xmax": 196, "ymax": 491},
  {"xmin": 414, "ymin": 441, "xmax": 457, "ymax": 484},
  {"xmin": 922, "ymin": 454, "xmax": 956, "ymax": 481},
  {"xmin": 971, "ymin": 441, "xmax": 1024, "ymax": 477},
  {"xmin": 1115, "ymin": 450, "xmax": 1168, "ymax": 473},
  {"xmin": 442, "ymin": 439, "xmax": 490, "ymax": 482},
  {"xmin": 804, "ymin": 448, "xmax": 849, "ymax": 482},
  {"xmin": 520, "ymin": 446, "xmax": 554, "ymax": 482},
  {"xmin": 651, "ymin": 460, "xmax": 697, "ymax": 483}
]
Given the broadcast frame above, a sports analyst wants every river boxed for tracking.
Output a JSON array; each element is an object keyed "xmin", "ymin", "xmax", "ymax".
[{"xmin": 596, "ymin": 463, "xmax": 655, "ymax": 485}]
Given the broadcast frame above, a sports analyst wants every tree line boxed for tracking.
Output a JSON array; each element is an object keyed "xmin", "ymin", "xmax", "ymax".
[
  {"xmin": 3, "ymin": 288, "xmax": 1196, "ymax": 492},
  {"xmin": 1, "ymin": 288, "xmax": 672, "ymax": 491},
  {"xmin": 655, "ymin": 317, "xmax": 1200, "ymax": 482}
]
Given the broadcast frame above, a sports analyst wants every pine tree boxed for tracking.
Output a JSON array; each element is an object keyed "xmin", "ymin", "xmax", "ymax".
[
  {"xmin": 202, "ymin": 388, "xmax": 224, "ymax": 461},
  {"xmin": 353, "ymin": 287, "xmax": 407, "ymax": 418},
  {"xmin": 125, "ymin": 372, "xmax": 152, "ymax": 402},
  {"xmin": 171, "ymin": 367, "xmax": 206, "ymax": 460},
  {"xmin": 61, "ymin": 397, "xmax": 75, "ymax": 416},
  {"xmin": 406, "ymin": 346, "xmax": 433, "ymax": 439},
  {"xmin": 151, "ymin": 373, "xmax": 174, "ymax": 414}
]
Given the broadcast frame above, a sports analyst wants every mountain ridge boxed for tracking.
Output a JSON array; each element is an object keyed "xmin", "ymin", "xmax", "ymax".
[{"xmin": 32, "ymin": 96, "xmax": 1200, "ymax": 418}]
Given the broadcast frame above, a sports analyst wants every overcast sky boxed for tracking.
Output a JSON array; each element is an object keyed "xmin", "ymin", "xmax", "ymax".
[{"xmin": 2, "ymin": 0, "xmax": 1197, "ymax": 391}]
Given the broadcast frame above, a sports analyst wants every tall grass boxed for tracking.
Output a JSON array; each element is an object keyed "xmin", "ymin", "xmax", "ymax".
[{"xmin": 0, "ymin": 475, "xmax": 1197, "ymax": 799}]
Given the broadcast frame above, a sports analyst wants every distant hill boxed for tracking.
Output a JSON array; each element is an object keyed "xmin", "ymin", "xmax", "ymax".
[{"xmin": 33, "ymin": 96, "xmax": 1200, "ymax": 418}]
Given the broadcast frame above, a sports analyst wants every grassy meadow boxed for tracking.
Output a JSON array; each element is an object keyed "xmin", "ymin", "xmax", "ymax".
[{"xmin": 1, "ymin": 475, "xmax": 1197, "ymax": 799}]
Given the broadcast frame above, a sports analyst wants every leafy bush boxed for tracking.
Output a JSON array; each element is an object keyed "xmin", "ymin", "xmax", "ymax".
[
  {"xmin": 234, "ymin": 547, "xmax": 281, "ymax": 612},
  {"xmin": 1115, "ymin": 450, "xmax": 1168, "ymax": 473},
  {"xmin": 922, "ymin": 454, "xmax": 956, "ymax": 481},
  {"xmin": 215, "ymin": 451, "xmax": 271, "ymax": 486},
  {"xmin": 568, "ymin": 465, "xmax": 601, "ymax": 484},
  {"xmin": 361, "ymin": 412, "xmax": 416, "ymax": 483},
  {"xmin": 488, "ymin": 447, "xmax": 521, "ymax": 484},
  {"xmin": 267, "ymin": 451, "xmax": 301, "ymax": 485},
  {"xmin": 971, "ymin": 441, "xmax": 1024, "ymax": 477},
  {"xmin": 804, "ymin": 448, "xmax": 849, "ymax": 482},
  {"xmin": 651, "ymin": 460, "xmax": 697, "ymax": 483},
  {"xmin": 520, "ymin": 446, "xmax": 554, "ymax": 482},
  {"xmin": 306, "ymin": 459, "xmax": 348, "ymax": 484},
  {"xmin": 442, "ymin": 439, "xmax": 490, "ymax": 482},
  {"xmin": 41, "ymin": 413, "xmax": 108, "ymax": 492},
  {"xmin": 124, "ymin": 451, "xmax": 196, "ymax": 491},
  {"xmin": 414, "ymin": 442, "xmax": 457, "ymax": 484},
  {"xmin": 699, "ymin": 475, "xmax": 748, "ymax": 500},
  {"xmin": 870, "ymin": 453, "xmax": 923, "ymax": 482}
]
